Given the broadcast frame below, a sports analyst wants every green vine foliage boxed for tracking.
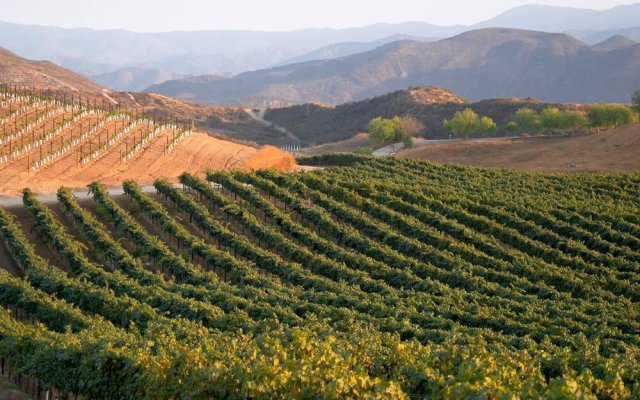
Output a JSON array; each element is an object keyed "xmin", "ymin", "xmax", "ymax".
[{"xmin": 0, "ymin": 157, "xmax": 639, "ymax": 398}]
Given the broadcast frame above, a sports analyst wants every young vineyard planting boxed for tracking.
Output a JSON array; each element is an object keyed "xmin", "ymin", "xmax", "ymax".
[
  {"xmin": 0, "ymin": 156, "xmax": 639, "ymax": 398},
  {"xmin": 0, "ymin": 88, "xmax": 192, "ymax": 181}
]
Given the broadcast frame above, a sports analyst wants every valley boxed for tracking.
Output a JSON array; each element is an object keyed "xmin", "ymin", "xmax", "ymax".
[{"xmin": 0, "ymin": 2, "xmax": 639, "ymax": 399}]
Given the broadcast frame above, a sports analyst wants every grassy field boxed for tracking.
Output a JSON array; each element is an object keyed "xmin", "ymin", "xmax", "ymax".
[{"xmin": 0, "ymin": 156, "xmax": 638, "ymax": 398}]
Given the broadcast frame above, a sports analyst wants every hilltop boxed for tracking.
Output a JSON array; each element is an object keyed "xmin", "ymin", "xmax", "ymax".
[
  {"xmin": 592, "ymin": 34, "xmax": 637, "ymax": 50},
  {"xmin": 264, "ymin": 86, "xmax": 581, "ymax": 146},
  {"xmin": 90, "ymin": 67, "xmax": 182, "ymax": 92},
  {"xmin": 148, "ymin": 28, "xmax": 640, "ymax": 105},
  {"xmin": 0, "ymin": 47, "xmax": 104, "ymax": 94}
]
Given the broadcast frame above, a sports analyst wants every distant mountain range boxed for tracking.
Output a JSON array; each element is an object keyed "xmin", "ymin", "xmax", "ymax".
[
  {"xmin": 0, "ymin": 3, "xmax": 639, "ymax": 91},
  {"xmin": 274, "ymin": 35, "xmax": 437, "ymax": 66},
  {"xmin": 91, "ymin": 68, "xmax": 183, "ymax": 92},
  {"xmin": 475, "ymin": 3, "xmax": 640, "ymax": 32},
  {"xmin": 149, "ymin": 28, "xmax": 640, "ymax": 105},
  {"xmin": 3, "ymin": 44, "xmax": 634, "ymax": 147},
  {"xmin": 569, "ymin": 27, "xmax": 640, "ymax": 44},
  {"xmin": 0, "ymin": 20, "xmax": 461, "ymax": 90}
]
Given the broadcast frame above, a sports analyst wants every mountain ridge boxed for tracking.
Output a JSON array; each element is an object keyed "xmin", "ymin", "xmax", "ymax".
[
  {"xmin": 593, "ymin": 34, "xmax": 637, "ymax": 50},
  {"xmin": 0, "ymin": 47, "xmax": 105, "ymax": 93},
  {"xmin": 475, "ymin": 3, "xmax": 640, "ymax": 31},
  {"xmin": 148, "ymin": 28, "xmax": 640, "ymax": 105},
  {"xmin": 1, "ymin": 3, "xmax": 639, "ymax": 90}
]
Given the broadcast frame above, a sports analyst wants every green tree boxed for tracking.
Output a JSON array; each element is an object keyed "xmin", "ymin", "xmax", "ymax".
[
  {"xmin": 402, "ymin": 135, "xmax": 414, "ymax": 148},
  {"xmin": 512, "ymin": 108, "xmax": 540, "ymax": 133},
  {"xmin": 366, "ymin": 115, "xmax": 423, "ymax": 145},
  {"xmin": 444, "ymin": 109, "xmax": 497, "ymax": 139},
  {"xmin": 588, "ymin": 104, "xmax": 638, "ymax": 130},
  {"xmin": 632, "ymin": 89, "xmax": 640, "ymax": 113},
  {"xmin": 505, "ymin": 121, "xmax": 519, "ymax": 134},
  {"xmin": 540, "ymin": 107, "xmax": 562, "ymax": 132},
  {"xmin": 479, "ymin": 116, "xmax": 497, "ymax": 136},
  {"xmin": 366, "ymin": 117, "xmax": 397, "ymax": 145},
  {"xmin": 443, "ymin": 108, "xmax": 480, "ymax": 139},
  {"xmin": 559, "ymin": 110, "xmax": 588, "ymax": 133}
]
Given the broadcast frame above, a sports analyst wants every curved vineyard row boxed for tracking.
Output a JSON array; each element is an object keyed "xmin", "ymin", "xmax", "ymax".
[{"xmin": 0, "ymin": 155, "xmax": 638, "ymax": 398}]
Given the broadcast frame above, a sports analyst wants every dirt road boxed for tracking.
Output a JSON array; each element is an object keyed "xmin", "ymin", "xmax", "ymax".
[
  {"xmin": 244, "ymin": 108, "xmax": 301, "ymax": 143},
  {"xmin": 0, "ymin": 184, "xmax": 160, "ymax": 207}
]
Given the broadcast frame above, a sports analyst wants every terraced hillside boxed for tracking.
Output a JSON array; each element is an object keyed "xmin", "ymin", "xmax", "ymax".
[
  {"xmin": 0, "ymin": 157, "xmax": 638, "ymax": 398},
  {"xmin": 0, "ymin": 89, "xmax": 294, "ymax": 195}
]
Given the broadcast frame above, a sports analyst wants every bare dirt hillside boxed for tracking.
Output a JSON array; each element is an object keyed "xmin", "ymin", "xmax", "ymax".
[
  {"xmin": 406, "ymin": 87, "xmax": 465, "ymax": 104},
  {"xmin": 0, "ymin": 47, "xmax": 103, "ymax": 94},
  {"xmin": 397, "ymin": 124, "xmax": 640, "ymax": 172}
]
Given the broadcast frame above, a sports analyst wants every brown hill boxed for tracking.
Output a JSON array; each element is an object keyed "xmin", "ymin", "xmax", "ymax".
[
  {"xmin": 0, "ymin": 47, "xmax": 104, "ymax": 93},
  {"xmin": 264, "ymin": 87, "xmax": 581, "ymax": 146},
  {"xmin": 397, "ymin": 123, "xmax": 640, "ymax": 173},
  {"xmin": 405, "ymin": 87, "xmax": 466, "ymax": 104},
  {"xmin": 83, "ymin": 92, "xmax": 291, "ymax": 146},
  {"xmin": 148, "ymin": 28, "xmax": 640, "ymax": 105}
]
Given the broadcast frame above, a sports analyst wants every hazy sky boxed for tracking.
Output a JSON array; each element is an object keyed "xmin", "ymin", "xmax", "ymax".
[{"xmin": 0, "ymin": 0, "xmax": 635, "ymax": 31}]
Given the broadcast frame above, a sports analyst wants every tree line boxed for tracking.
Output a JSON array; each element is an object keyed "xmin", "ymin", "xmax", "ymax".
[{"xmin": 365, "ymin": 90, "xmax": 640, "ymax": 145}]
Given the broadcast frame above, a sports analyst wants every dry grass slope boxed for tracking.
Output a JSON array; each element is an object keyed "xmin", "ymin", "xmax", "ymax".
[{"xmin": 398, "ymin": 123, "xmax": 640, "ymax": 172}]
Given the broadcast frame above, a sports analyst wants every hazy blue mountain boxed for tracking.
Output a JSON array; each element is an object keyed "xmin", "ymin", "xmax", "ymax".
[
  {"xmin": 274, "ymin": 35, "xmax": 437, "ymax": 66},
  {"xmin": 148, "ymin": 28, "xmax": 640, "ymax": 105},
  {"xmin": 592, "ymin": 35, "xmax": 637, "ymax": 50},
  {"xmin": 1, "ymin": 3, "xmax": 638, "ymax": 85},
  {"xmin": 570, "ymin": 26, "xmax": 640, "ymax": 44},
  {"xmin": 0, "ymin": 20, "xmax": 462, "ymax": 78},
  {"xmin": 474, "ymin": 3, "xmax": 640, "ymax": 32},
  {"xmin": 88, "ymin": 67, "xmax": 183, "ymax": 91}
]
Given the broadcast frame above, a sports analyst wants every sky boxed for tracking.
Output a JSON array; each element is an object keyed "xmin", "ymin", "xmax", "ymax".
[{"xmin": 0, "ymin": 0, "xmax": 635, "ymax": 32}]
